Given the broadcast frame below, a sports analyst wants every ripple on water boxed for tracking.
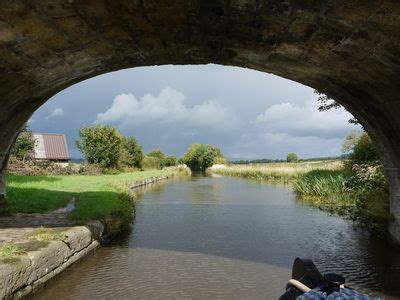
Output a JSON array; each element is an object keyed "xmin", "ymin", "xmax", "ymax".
[
  {"xmin": 31, "ymin": 176, "xmax": 400, "ymax": 299},
  {"xmin": 33, "ymin": 247, "xmax": 290, "ymax": 299}
]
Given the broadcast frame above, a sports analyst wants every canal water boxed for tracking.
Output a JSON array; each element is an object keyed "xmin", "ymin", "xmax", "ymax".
[{"xmin": 32, "ymin": 175, "xmax": 400, "ymax": 299}]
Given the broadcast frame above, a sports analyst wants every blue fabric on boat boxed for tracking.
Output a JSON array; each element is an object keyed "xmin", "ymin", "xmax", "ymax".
[{"xmin": 295, "ymin": 287, "xmax": 382, "ymax": 299}]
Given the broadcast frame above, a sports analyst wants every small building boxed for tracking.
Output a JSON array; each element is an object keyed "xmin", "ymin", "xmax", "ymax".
[{"xmin": 32, "ymin": 133, "xmax": 70, "ymax": 166}]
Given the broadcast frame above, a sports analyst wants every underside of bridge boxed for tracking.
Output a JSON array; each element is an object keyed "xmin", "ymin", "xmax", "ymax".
[{"xmin": 0, "ymin": 0, "xmax": 399, "ymax": 241}]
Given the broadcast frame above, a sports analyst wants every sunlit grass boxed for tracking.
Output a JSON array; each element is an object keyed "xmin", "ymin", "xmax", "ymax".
[
  {"xmin": 32, "ymin": 227, "xmax": 66, "ymax": 241},
  {"xmin": 6, "ymin": 169, "xmax": 176, "ymax": 222},
  {"xmin": 210, "ymin": 160, "xmax": 343, "ymax": 182},
  {"xmin": 294, "ymin": 170, "xmax": 350, "ymax": 198},
  {"xmin": 0, "ymin": 244, "xmax": 27, "ymax": 257}
]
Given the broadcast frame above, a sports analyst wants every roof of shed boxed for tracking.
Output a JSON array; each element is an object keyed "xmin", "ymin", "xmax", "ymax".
[{"xmin": 33, "ymin": 133, "xmax": 70, "ymax": 160}]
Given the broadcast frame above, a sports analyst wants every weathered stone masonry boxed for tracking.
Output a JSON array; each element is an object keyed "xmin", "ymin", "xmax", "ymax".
[
  {"xmin": 0, "ymin": 221, "xmax": 104, "ymax": 299},
  {"xmin": 0, "ymin": 1, "xmax": 399, "ymax": 241}
]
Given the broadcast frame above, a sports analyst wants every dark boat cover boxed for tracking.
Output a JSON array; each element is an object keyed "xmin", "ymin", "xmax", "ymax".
[{"xmin": 296, "ymin": 287, "xmax": 382, "ymax": 299}]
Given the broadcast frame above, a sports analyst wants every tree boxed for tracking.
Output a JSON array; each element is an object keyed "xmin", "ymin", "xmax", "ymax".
[
  {"xmin": 11, "ymin": 124, "xmax": 35, "ymax": 161},
  {"xmin": 120, "ymin": 137, "xmax": 144, "ymax": 168},
  {"xmin": 350, "ymin": 132, "xmax": 380, "ymax": 165},
  {"xmin": 314, "ymin": 90, "xmax": 359, "ymax": 124},
  {"xmin": 213, "ymin": 156, "xmax": 227, "ymax": 165},
  {"xmin": 141, "ymin": 156, "xmax": 161, "ymax": 170},
  {"xmin": 164, "ymin": 155, "xmax": 177, "ymax": 167},
  {"xmin": 201, "ymin": 145, "xmax": 224, "ymax": 170},
  {"xmin": 341, "ymin": 131, "xmax": 381, "ymax": 168},
  {"xmin": 76, "ymin": 125, "xmax": 123, "ymax": 169},
  {"xmin": 181, "ymin": 143, "xmax": 225, "ymax": 171},
  {"xmin": 181, "ymin": 143, "xmax": 206, "ymax": 171},
  {"xmin": 316, "ymin": 91, "xmax": 381, "ymax": 165},
  {"xmin": 342, "ymin": 131, "xmax": 358, "ymax": 153},
  {"xmin": 286, "ymin": 152, "xmax": 298, "ymax": 162},
  {"xmin": 147, "ymin": 148, "xmax": 166, "ymax": 168}
]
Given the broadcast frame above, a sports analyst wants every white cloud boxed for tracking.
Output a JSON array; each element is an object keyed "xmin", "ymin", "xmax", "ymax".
[
  {"xmin": 254, "ymin": 98, "xmax": 359, "ymax": 138},
  {"xmin": 96, "ymin": 87, "xmax": 239, "ymax": 131},
  {"xmin": 223, "ymin": 95, "xmax": 362, "ymax": 159},
  {"xmin": 46, "ymin": 108, "xmax": 64, "ymax": 120}
]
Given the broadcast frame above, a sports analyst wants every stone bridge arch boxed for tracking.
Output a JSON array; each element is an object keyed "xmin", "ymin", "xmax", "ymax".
[{"xmin": 0, "ymin": 1, "xmax": 400, "ymax": 241}]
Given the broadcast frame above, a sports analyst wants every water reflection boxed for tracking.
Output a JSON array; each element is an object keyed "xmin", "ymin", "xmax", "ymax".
[{"xmin": 32, "ymin": 176, "xmax": 400, "ymax": 299}]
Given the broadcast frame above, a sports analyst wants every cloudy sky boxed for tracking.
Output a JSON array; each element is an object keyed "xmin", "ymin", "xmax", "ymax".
[{"xmin": 29, "ymin": 64, "xmax": 360, "ymax": 160}]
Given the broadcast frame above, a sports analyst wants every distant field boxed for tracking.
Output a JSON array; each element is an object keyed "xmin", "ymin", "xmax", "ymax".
[{"xmin": 210, "ymin": 160, "xmax": 343, "ymax": 182}]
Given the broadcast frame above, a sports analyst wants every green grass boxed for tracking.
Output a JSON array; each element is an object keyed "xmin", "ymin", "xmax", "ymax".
[
  {"xmin": 0, "ymin": 244, "xmax": 27, "ymax": 257},
  {"xmin": 294, "ymin": 170, "xmax": 351, "ymax": 199},
  {"xmin": 295, "ymin": 169, "xmax": 389, "ymax": 234},
  {"xmin": 31, "ymin": 227, "xmax": 66, "ymax": 241},
  {"xmin": 6, "ymin": 169, "xmax": 176, "ymax": 223}
]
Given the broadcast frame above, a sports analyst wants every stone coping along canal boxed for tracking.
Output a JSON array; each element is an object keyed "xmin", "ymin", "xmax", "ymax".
[{"xmin": 0, "ymin": 220, "xmax": 104, "ymax": 299}]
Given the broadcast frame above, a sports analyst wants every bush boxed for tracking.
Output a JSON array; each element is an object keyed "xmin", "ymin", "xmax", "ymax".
[
  {"xmin": 350, "ymin": 132, "xmax": 380, "ymax": 165},
  {"xmin": 119, "ymin": 137, "xmax": 144, "ymax": 168},
  {"xmin": 213, "ymin": 156, "xmax": 227, "ymax": 165},
  {"xmin": 101, "ymin": 168, "xmax": 121, "ymax": 175},
  {"xmin": 181, "ymin": 143, "xmax": 225, "ymax": 171},
  {"xmin": 8, "ymin": 158, "xmax": 85, "ymax": 176},
  {"xmin": 79, "ymin": 163, "xmax": 102, "ymax": 175},
  {"xmin": 202, "ymin": 146, "xmax": 224, "ymax": 169},
  {"xmin": 11, "ymin": 124, "xmax": 35, "ymax": 161},
  {"xmin": 345, "ymin": 163, "xmax": 387, "ymax": 193},
  {"xmin": 119, "ymin": 166, "xmax": 140, "ymax": 173},
  {"xmin": 147, "ymin": 149, "xmax": 166, "ymax": 168},
  {"xmin": 164, "ymin": 156, "xmax": 177, "ymax": 167},
  {"xmin": 76, "ymin": 125, "xmax": 123, "ymax": 169},
  {"xmin": 286, "ymin": 153, "xmax": 298, "ymax": 162},
  {"xmin": 141, "ymin": 156, "xmax": 161, "ymax": 170}
]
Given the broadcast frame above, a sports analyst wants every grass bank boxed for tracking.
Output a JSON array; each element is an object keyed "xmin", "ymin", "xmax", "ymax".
[
  {"xmin": 210, "ymin": 161, "xmax": 389, "ymax": 235},
  {"xmin": 6, "ymin": 169, "xmax": 178, "ymax": 229}
]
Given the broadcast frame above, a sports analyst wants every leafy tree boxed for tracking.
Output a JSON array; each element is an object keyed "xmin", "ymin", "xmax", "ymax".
[
  {"xmin": 202, "ymin": 145, "xmax": 224, "ymax": 170},
  {"xmin": 316, "ymin": 91, "xmax": 381, "ymax": 166},
  {"xmin": 213, "ymin": 156, "xmax": 227, "ymax": 165},
  {"xmin": 342, "ymin": 131, "xmax": 358, "ymax": 153},
  {"xmin": 120, "ymin": 137, "xmax": 144, "ymax": 168},
  {"xmin": 286, "ymin": 152, "xmax": 298, "ymax": 162},
  {"xmin": 350, "ymin": 132, "xmax": 380, "ymax": 165},
  {"xmin": 141, "ymin": 156, "xmax": 161, "ymax": 170},
  {"xmin": 76, "ymin": 125, "xmax": 123, "ymax": 169},
  {"xmin": 341, "ymin": 131, "xmax": 381, "ymax": 169},
  {"xmin": 147, "ymin": 148, "xmax": 166, "ymax": 168},
  {"xmin": 181, "ymin": 143, "xmax": 225, "ymax": 171},
  {"xmin": 181, "ymin": 144, "xmax": 206, "ymax": 171},
  {"xmin": 11, "ymin": 124, "xmax": 35, "ymax": 161},
  {"xmin": 314, "ymin": 90, "xmax": 358, "ymax": 124},
  {"xmin": 164, "ymin": 155, "xmax": 177, "ymax": 167}
]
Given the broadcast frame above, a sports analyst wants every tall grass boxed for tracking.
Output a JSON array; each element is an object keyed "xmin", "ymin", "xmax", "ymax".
[
  {"xmin": 294, "ymin": 170, "xmax": 349, "ymax": 198},
  {"xmin": 210, "ymin": 160, "xmax": 342, "ymax": 183}
]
